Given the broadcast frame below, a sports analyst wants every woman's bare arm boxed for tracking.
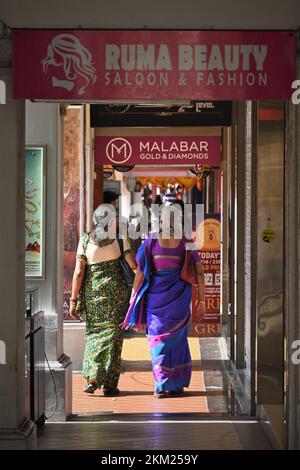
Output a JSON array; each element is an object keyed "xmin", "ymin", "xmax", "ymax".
[
  {"xmin": 122, "ymin": 238, "xmax": 137, "ymax": 271},
  {"xmin": 125, "ymin": 251, "xmax": 137, "ymax": 271},
  {"xmin": 69, "ymin": 258, "xmax": 86, "ymax": 319},
  {"xmin": 195, "ymin": 262, "xmax": 206, "ymax": 318},
  {"xmin": 130, "ymin": 266, "xmax": 144, "ymax": 300}
]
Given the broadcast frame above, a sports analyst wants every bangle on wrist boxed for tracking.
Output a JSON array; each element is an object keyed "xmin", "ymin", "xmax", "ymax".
[{"xmin": 70, "ymin": 298, "xmax": 77, "ymax": 303}]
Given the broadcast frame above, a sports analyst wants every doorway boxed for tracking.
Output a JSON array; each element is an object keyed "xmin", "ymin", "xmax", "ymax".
[{"xmin": 61, "ymin": 102, "xmax": 248, "ymax": 419}]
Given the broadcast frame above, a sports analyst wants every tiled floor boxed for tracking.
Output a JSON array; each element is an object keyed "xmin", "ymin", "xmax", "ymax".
[
  {"xmin": 72, "ymin": 337, "xmax": 209, "ymax": 415},
  {"xmin": 38, "ymin": 420, "xmax": 272, "ymax": 450},
  {"xmin": 38, "ymin": 337, "xmax": 273, "ymax": 450},
  {"xmin": 72, "ymin": 370, "xmax": 209, "ymax": 414}
]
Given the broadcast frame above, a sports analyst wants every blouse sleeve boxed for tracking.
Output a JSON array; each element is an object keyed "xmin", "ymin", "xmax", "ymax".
[{"xmin": 76, "ymin": 233, "xmax": 89, "ymax": 261}]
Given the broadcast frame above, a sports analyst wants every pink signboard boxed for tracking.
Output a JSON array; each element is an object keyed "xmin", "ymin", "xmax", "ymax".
[
  {"xmin": 95, "ymin": 135, "xmax": 221, "ymax": 165},
  {"xmin": 13, "ymin": 30, "xmax": 295, "ymax": 100}
]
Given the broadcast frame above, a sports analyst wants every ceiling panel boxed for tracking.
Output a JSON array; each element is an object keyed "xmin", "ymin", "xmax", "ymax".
[{"xmin": 0, "ymin": 0, "xmax": 299, "ymax": 30}]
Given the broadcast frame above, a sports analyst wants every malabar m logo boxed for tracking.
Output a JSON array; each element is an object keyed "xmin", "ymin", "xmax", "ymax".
[{"xmin": 106, "ymin": 138, "xmax": 132, "ymax": 164}]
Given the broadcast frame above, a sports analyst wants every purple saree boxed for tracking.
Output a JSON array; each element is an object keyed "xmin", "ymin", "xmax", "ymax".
[{"xmin": 121, "ymin": 234, "xmax": 201, "ymax": 393}]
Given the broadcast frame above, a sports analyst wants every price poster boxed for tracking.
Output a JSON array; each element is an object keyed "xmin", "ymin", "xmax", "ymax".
[
  {"xmin": 25, "ymin": 146, "xmax": 46, "ymax": 278},
  {"xmin": 192, "ymin": 214, "xmax": 221, "ymax": 336}
]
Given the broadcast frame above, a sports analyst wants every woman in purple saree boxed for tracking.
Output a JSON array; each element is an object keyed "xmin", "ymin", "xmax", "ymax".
[{"xmin": 121, "ymin": 232, "xmax": 205, "ymax": 398}]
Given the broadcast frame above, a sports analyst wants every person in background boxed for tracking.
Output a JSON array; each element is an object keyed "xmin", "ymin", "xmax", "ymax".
[
  {"xmin": 121, "ymin": 202, "xmax": 205, "ymax": 398},
  {"xmin": 154, "ymin": 194, "xmax": 163, "ymax": 206},
  {"xmin": 103, "ymin": 189, "xmax": 128, "ymax": 239},
  {"xmin": 163, "ymin": 185, "xmax": 177, "ymax": 206},
  {"xmin": 103, "ymin": 190, "xmax": 119, "ymax": 206},
  {"xmin": 69, "ymin": 206, "xmax": 137, "ymax": 396}
]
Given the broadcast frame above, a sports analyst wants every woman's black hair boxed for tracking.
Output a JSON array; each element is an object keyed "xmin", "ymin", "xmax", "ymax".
[
  {"xmin": 103, "ymin": 190, "xmax": 118, "ymax": 204},
  {"xmin": 154, "ymin": 194, "xmax": 163, "ymax": 206}
]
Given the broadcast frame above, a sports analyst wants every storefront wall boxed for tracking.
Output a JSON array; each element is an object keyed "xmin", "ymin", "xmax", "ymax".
[
  {"xmin": 25, "ymin": 101, "xmax": 72, "ymax": 421},
  {"xmin": 0, "ymin": 42, "xmax": 36, "ymax": 448},
  {"xmin": 63, "ymin": 105, "xmax": 92, "ymax": 370},
  {"xmin": 25, "ymin": 101, "xmax": 60, "ymax": 357},
  {"xmin": 244, "ymin": 102, "xmax": 253, "ymax": 384},
  {"xmin": 0, "ymin": 2, "xmax": 299, "ymax": 448},
  {"xmin": 285, "ymin": 41, "xmax": 300, "ymax": 450},
  {"xmin": 256, "ymin": 101, "xmax": 285, "ymax": 447}
]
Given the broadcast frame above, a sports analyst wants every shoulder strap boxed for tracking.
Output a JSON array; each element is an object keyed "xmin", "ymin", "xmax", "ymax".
[
  {"xmin": 117, "ymin": 237, "xmax": 124, "ymax": 254},
  {"xmin": 81, "ymin": 232, "xmax": 90, "ymax": 254}
]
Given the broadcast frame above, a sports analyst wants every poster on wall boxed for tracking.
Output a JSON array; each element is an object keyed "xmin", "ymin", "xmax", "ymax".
[
  {"xmin": 63, "ymin": 107, "xmax": 81, "ymax": 321},
  {"xmin": 191, "ymin": 214, "xmax": 221, "ymax": 336},
  {"xmin": 25, "ymin": 146, "xmax": 46, "ymax": 279}
]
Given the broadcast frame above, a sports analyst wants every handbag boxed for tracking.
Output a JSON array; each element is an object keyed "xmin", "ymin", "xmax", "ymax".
[{"xmin": 117, "ymin": 238, "xmax": 135, "ymax": 286}]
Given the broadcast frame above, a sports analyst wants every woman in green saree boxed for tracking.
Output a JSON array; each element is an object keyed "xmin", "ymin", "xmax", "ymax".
[{"xmin": 69, "ymin": 205, "xmax": 136, "ymax": 396}]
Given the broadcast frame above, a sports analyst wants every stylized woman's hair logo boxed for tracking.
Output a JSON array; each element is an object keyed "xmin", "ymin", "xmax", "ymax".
[{"xmin": 41, "ymin": 34, "xmax": 97, "ymax": 95}]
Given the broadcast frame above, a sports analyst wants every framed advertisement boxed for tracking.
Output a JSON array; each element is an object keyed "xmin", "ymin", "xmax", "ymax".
[
  {"xmin": 25, "ymin": 145, "xmax": 46, "ymax": 279},
  {"xmin": 191, "ymin": 213, "xmax": 221, "ymax": 337}
]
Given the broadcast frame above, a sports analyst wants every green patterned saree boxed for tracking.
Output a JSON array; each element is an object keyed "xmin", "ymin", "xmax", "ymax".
[{"xmin": 77, "ymin": 233, "xmax": 131, "ymax": 389}]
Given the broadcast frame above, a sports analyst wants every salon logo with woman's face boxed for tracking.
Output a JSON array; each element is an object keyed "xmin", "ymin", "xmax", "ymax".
[{"xmin": 41, "ymin": 34, "xmax": 97, "ymax": 96}]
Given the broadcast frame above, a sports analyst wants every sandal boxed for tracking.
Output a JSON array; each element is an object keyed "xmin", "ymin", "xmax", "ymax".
[
  {"xmin": 83, "ymin": 382, "xmax": 98, "ymax": 394},
  {"xmin": 154, "ymin": 391, "xmax": 167, "ymax": 399}
]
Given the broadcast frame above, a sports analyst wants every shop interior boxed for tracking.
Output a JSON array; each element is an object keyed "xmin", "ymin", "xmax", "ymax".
[
  {"xmin": 60, "ymin": 101, "xmax": 236, "ymax": 417},
  {"xmin": 24, "ymin": 98, "xmax": 286, "ymax": 438}
]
